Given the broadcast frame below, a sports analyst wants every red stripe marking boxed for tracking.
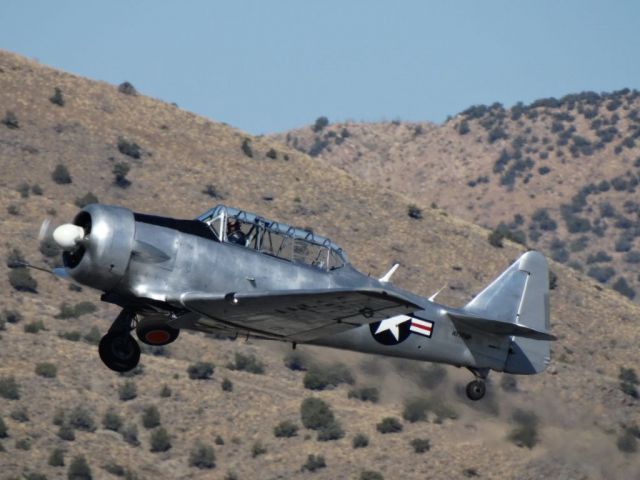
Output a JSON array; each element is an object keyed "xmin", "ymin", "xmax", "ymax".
[{"xmin": 411, "ymin": 323, "xmax": 432, "ymax": 332}]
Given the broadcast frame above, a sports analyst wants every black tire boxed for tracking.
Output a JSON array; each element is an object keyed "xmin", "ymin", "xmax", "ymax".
[
  {"xmin": 136, "ymin": 317, "xmax": 180, "ymax": 346},
  {"xmin": 99, "ymin": 333, "xmax": 141, "ymax": 372},
  {"xmin": 466, "ymin": 380, "xmax": 486, "ymax": 401}
]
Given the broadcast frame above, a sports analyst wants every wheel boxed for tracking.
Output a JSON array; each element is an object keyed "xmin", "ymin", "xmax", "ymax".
[
  {"xmin": 136, "ymin": 317, "xmax": 180, "ymax": 346},
  {"xmin": 466, "ymin": 380, "xmax": 486, "ymax": 401},
  {"xmin": 99, "ymin": 333, "xmax": 141, "ymax": 372}
]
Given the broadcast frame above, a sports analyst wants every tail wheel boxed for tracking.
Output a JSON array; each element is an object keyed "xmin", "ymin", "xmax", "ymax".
[
  {"xmin": 466, "ymin": 380, "xmax": 486, "ymax": 401},
  {"xmin": 136, "ymin": 317, "xmax": 180, "ymax": 346}
]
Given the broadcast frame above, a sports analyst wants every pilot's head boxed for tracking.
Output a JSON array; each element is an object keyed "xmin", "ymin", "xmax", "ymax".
[{"xmin": 227, "ymin": 219, "xmax": 240, "ymax": 232}]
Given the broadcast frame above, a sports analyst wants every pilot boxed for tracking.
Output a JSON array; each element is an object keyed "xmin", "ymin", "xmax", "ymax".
[{"xmin": 227, "ymin": 220, "xmax": 246, "ymax": 246}]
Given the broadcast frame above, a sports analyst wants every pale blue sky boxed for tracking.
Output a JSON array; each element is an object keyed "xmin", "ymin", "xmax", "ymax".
[{"xmin": 1, "ymin": 1, "xmax": 638, "ymax": 134}]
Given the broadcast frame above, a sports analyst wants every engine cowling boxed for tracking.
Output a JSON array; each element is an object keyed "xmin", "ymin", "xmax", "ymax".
[{"xmin": 62, "ymin": 204, "xmax": 135, "ymax": 292}]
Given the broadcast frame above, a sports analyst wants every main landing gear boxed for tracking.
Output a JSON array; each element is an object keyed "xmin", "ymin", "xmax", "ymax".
[
  {"xmin": 99, "ymin": 310, "xmax": 181, "ymax": 372},
  {"xmin": 99, "ymin": 310, "xmax": 140, "ymax": 372},
  {"xmin": 465, "ymin": 367, "xmax": 489, "ymax": 401}
]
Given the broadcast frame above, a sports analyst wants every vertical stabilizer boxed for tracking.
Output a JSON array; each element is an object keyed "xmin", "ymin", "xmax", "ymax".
[{"xmin": 463, "ymin": 251, "xmax": 551, "ymax": 374}]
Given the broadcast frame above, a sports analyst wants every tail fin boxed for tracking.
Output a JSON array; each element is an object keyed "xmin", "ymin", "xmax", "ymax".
[{"xmin": 463, "ymin": 251, "xmax": 551, "ymax": 374}]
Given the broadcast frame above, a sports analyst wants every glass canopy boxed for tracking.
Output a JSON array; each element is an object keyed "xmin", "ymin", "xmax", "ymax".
[{"xmin": 197, "ymin": 205, "xmax": 347, "ymax": 270}]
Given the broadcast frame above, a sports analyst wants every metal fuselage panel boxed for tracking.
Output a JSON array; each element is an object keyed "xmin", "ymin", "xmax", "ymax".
[{"xmin": 111, "ymin": 221, "xmax": 506, "ymax": 371}]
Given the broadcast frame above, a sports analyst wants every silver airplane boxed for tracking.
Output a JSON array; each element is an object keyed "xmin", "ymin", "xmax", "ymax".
[{"xmin": 47, "ymin": 203, "xmax": 555, "ymax": 400}]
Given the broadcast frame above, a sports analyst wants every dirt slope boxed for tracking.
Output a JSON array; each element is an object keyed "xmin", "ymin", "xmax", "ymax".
[{"xmin": 0, "ymin": 51, "xmax": 638, "ymax": 479}]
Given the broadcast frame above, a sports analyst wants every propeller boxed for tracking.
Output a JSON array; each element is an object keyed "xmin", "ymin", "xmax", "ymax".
[{"xmin": 32, "ymin": 216, "xmax": 84, "ymax": 280}]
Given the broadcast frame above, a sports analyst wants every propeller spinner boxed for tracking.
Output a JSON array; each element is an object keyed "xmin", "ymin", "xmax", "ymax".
[{"xmin": 52, "ymin": 224, "xmax": 85, "ymax": 249}]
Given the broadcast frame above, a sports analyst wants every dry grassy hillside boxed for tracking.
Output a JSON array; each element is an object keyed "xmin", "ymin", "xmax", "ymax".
[
  {"xmin": 272, "ymin": 92, "xmax": 640, "ymax": 304},
  {"xmin": 0, "ymin": 51, "xmax": 639, "ymax": 479}
]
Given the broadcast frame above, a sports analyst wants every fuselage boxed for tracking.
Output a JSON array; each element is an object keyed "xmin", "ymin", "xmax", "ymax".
[{"xmin": 65, "ymin": 204, "xmax": 510, "ymax": 373}]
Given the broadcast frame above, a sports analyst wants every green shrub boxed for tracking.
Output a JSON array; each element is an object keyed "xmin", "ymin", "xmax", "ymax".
[
  {"xmin": 274, "ymin": 420, "xmax": 298, "ymax": 438},
  {"xmin": 303, "ymin": 363, "xmax": 354, "ymax": 390},
  {"xmin": 102, "ymin": 409, "xmax": 123, "ymax": 431},
  {"xmin": 84, "ymin": 326, "xmax": 101, "ymax": 345},
  {"xmin": 3, "ymin": 110, "xmax": 19, "ymax": 129},
  {"xmin": 221, "ymin": 378, "xmax": 233, "ymax": 392},
  {"xmin": 376, "ymin": 417, "xmax": 403, "ymax": 434},
  {"xmin": 301, "ymin": 454, "xmax": 326, "ymax": 472},
  {"xmin": 402, "ymin": 397, "xmax": 430, "ymax": 423},
  {"xmin": 215, "ymin": 435, "xmax": 224, "ymax": 445},
  {"xmin": 189, "ymin": 441, "xmax": 216, "ymax": 469},
  {"xmin": 6, "ymin": 248, "xmax": 26, "ymax": 268},
  {"xmin": 118, "ymin": 380, "xmax": 137, "ymax": 401},
  {"xmin": 17, "ymin": 182, "xmax": 30, "ymax": 198},
  {"xmin": 23, "ymin": 473, "xmax": 47, "ymax": 480},
  {"xmin": 159, "ymin": 384, "xmax": 172, "ymax": 398},
  {"xmin": 2, "ymin": 309, "xmax": 22, "ymax": 324},
  {"xmin": 9, "ymin": 268, "xmax": 38, "ymax": 292},
  {"xmin": 118, "ymin": 81, "xmax": 137, "ymax": 96},
  {"xmin": 150, "ymin": 427, "xmax": 171, "ymax": 452},
  {"xmin": 74, "ymin": 192, "xmax": 98, "ymax": 208},
  {"xmin": 317, "ymin": 421, "xmax": 344, "ymax": 441},
  {"xmin": 241, "ymin": 138, "xmax": 253, "ymax": 158},
  {"xmin": 0, "ymin": 416, "xmax": 7, "ymax": 437},
  {"xmin": 142, "ymin": 405, "xmax": 161, "ymax": 429},
  {"xmin": 227, "ymin": 352, "xmax": 264, "ymax": 374},
  {"xmin": 7, "ymin": 203, "xmax": 19, "ymax": 215},
  {"xmin": 407, "ymin": 204, "xmax": 423, "ymax": 220},
  {"xmin": 488, "ymin": 229, "xmax": 504, "ymax": 248},
  {"xmin": 68, "ymin": 405, "xmax": 96, "ymax": 432},
  {"xmin": 32, "ymin": 184, "xmax": 43, "ymax": 195},
  {"xmin": 617, "ymin": 429, "xmax": 638, "ymax": 453},
  {"xmin": 251, "ymin": 440, "xmax": 266, "ymax": 457},
  {"xmin": 352, "ymin": 433, "xmax": 369, "ymax": 448},
  {"xmin": 15, "ymin": 437, "xmax": 31, "ymax": 450},
  {"xmin": 113, "ymin": 162, "xmax": 131, "ymax": 188},
  {"xmin": 102, "ymin": 463, "xmax": 125, "ymax": 476},
  {"xmin": 49, "ymin": 447, "xmax": 65, "ymax": 466},
  {"xmin": 187, "ymin": 361, "xmax": 214, "ymax": 379},
  {"xmin": 348, "ymin": 386, "xmax": 379, "ymax": 403},
  {"xmin": 266, "ymin": 148, "xmax": 277, "ymax": 159},
  {"xmin": 35, "ymin": 362, "xmax": 57, "ymax": 378},
  {"xmin": 53, "ymin": 408, "xmax": 65, "ymax": 426},
  {"xmin": 24, "ymin": 320, "xmax": 46, "ymax": 333},
  {"xmin": 312, "ymin": 116, "xmax": 329, "ymax": 132},
  {"xmin": 10, "ymin": 406, "xmax": 29, "ymax": 422},
  {"xmin": 284, "ymin": 351, "xmax": 311, "ymax": 371},
  {"xmin": 117, "ymin": 137, "xmax": 141, "ymax": 159},
  {"xmin": 50, "ymin": 87, "xmax": 65, "ymax": 106},
  {"xmin": 587, "ymin": 266, "xmax": 615, "ymax": 283},
  {"xmin": 67, "ymin": 455, "xmax": 91, "ymax": 479},
  {"xmin": 59, "ymin": 330, "xmax": 81, "ymax": 341},
  {"xmin": 360, "ymin": 471, "xmax": 384, "ymax": 480},
  {"xmin": 57, "ymin": 423, "xmax": 75, "ymax": 441},
  {"xmin": 613, "ymin": 277, "xmax": 636, "ymax": 299},
  {"xmin": 300, "ymin": 397, "xmax": 335, "ymax": 430},
  {"xmin": 121, "ymin": 423, "xmax": 139, "ymax": 446},
  {"xmin": 202, "ymin": 184, "xmax": 222, "ymax": 198},
  {"xmin": 507, "ymin": 409, "xmax": 539, "ymax": 449},
  {"xmin": 52, "ymin": 164, "xmax": 72, "ymax": 184},
  {"xmin": 0, "ymin": 375, "xmax": 20, "ymax": 400},
  {"xmin": 410, "ymin": 438, "xmax": 431, "ymax": 453}
]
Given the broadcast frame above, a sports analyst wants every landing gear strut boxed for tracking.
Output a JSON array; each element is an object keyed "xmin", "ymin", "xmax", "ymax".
[
  {"xmin": 465, "ymin": 367, "xmax": 489, "ymax": 401},
  {"xmin": 99, "ymin": 309, "xmax": 140, "ymax": 372}
]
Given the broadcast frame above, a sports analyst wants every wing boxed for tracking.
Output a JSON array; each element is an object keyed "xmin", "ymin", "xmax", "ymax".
[{"xmin": 176, "ymin": 288, "xmax": 419, "ymax": 342}]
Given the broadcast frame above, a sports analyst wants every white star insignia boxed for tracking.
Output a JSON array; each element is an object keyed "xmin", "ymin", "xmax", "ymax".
[{"xmin": 374, "ymin": 315, "xmax": 411, "ymax": 341}]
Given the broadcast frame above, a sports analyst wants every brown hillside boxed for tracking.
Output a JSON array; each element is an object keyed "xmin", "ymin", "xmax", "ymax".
[
  {"xmin": 272, "ymin": 94, "xmax": 640, "ymax": 304},
  {"xmin": 0, "ymin": 51, "xmax": 639, "ymax": 479}
]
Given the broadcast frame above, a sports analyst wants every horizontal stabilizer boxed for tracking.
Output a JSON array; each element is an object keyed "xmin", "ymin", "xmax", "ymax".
[{"xmin": 447, "ymin": 311, "xmax": 557, "ymax": 341}]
